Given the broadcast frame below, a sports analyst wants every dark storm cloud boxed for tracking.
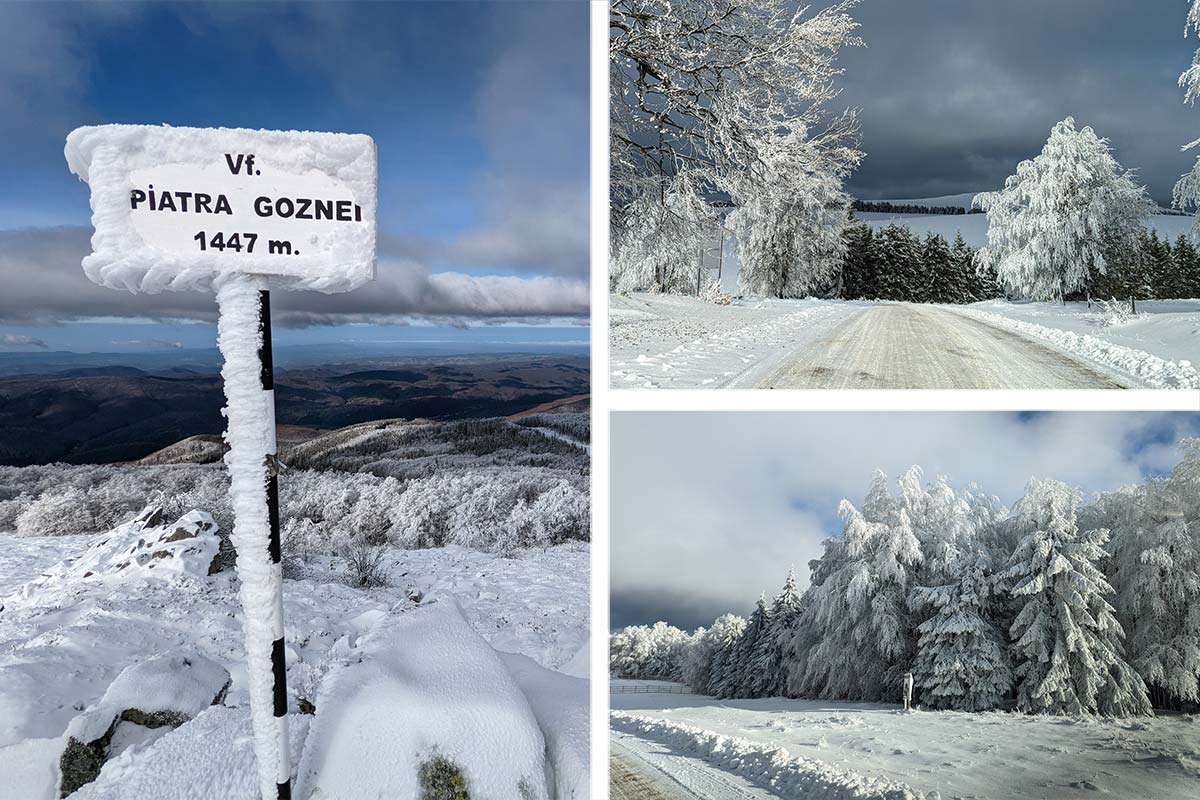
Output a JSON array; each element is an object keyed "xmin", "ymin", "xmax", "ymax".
[
  {"xmin": 833, "ymin": 1, "xmax": 1198, "ymax": 205},
  {"xmin": 611, "ymin": 588, "xmax": 734, "ymax": 634}
]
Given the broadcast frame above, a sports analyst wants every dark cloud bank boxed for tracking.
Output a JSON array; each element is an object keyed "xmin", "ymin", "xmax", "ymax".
[{"xmin": 833, "ymin": 1, "xmax": 1197, "ymax": 205}]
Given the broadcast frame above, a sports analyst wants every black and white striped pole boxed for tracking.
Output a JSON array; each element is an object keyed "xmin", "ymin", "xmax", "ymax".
[
  {"xmin": 215, "ymin": 275, "xmax": 293, "ymax": 800},
  {"xmin": 259, "ymin": 287, "xmax": 292, "ymax": 800}
]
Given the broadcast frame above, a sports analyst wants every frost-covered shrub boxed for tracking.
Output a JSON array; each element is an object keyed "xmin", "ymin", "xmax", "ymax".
[
  {"xmin": 701, "ymin": 281, "xmax": 732, "ymax": 305},
  {"xmin": 0, "ymin": 418, "xmax": 590, "ymax": 555},
  {"xmin": 341, "ymin": 539, "xmax": 388, "ymax": 589},
  {"xmin": 1093, "ymin": 297, "xmax": 1134, "ymax": 326},
  {"xmin": 392, "ymin": 471, "xmax": 589, "ymax": 552},
  {"xmin": 0, "ymin": 492, "xmax": 31, "ymax": 531},
  {"xmin": 15, "ymin": 487, "xmax": 99, "ymax": 536}
]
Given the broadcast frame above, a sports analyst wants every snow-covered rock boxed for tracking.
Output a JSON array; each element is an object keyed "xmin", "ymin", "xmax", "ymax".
[
  {"xmin": 499, "ymin": 652, "xmax": 589, "ymax": 799},
  {"xmin": 296, "ymin": 597, "xmax": 550, "ymax": 800},
  {"xmin": 70, "ymin": 706, "xmax": 309, "ymax": 800},
  {"xmin": 60, "ymin": 651, "xmax": 231, "ymax": 796},
  {"xmin": 72, "ymin": 506, "xmax": 223, "ymax": 581}
]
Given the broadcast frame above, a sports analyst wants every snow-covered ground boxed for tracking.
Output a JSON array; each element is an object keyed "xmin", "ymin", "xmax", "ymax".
[
  {"xmin": 0, "ymin": 531, "xmax": 588, "ymax": 799},
  {"xmin": 609, "ymin": 293, "xmax": 1199, "ymax": 389},
  {"xmin": 609, "ymin": 293, "xmax": 864, "ymax": 388},
  {"xmin": 610, "ymin": 682, "xmax": 1200, "ymax": 800}
]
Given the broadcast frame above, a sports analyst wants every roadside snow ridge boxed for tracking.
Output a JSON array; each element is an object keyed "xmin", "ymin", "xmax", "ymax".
[
  {"xmin": 610, "ymin": 712, "xmax": 923, "ymax": 800},
  {"xmin": 950, "ymin": 307, "xmax": 1200, "ymax": 389}
]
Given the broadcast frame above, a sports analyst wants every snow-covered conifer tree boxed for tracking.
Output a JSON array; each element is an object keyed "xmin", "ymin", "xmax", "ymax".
[
  {"xmin": 920, "ymin": 233, "xmax": 954, "ymax": 304},
  {"xmin": 721, "ymin": 596, "xmax": 769, "ymax": 697},
  {"xmin": 841, "ymin": 224, "xmax": 876, "ymax": 300},
  {"xmin": 752, "ymin": 569, "xmax": 805, "ymax": 698},
  {"xmin": 975, "ymin": 118, "xmax": 1153, "ymax": 301},
  {"xmin": 789, "ymin": 472, "xmax": 923, "ymax": 701},
  {"xmin": 1003, "ymin": 479, "xmax": 1150, "ymax": 716},
  {"xmin": 681, "ymin": 626, "xmax": 711, "ymax": 692},
  {"xmin": 1094, "ymin": 443, "xmax": 1200, "ymax": 708},
  {"xmin": 910, "ymin": 551, "xmax": 1012, "ymax": 711},
  {"xmin": 704, "ymin": 613, "xmax": 747, "ymax": 696}
]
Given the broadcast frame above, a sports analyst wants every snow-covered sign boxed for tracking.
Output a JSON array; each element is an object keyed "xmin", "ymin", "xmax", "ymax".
[
  {"xmin": 64, "ymin": 124, "xmax": 376, "ymax": 293},
  {"xmin": 66, "ymin": 123, "xmax": 377, "ymax": 800}
]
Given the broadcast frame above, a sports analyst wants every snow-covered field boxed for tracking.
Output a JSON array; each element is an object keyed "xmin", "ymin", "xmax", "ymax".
[
  {"xmin": 0, "ymin": 530, "xmax": 589, "ymax": 799},
  {"xmin": 610, "ymin": 682, "xmax": 1200, "ymax": 800},
  {"xmin": 609, "ymin": 293, "xmax": 1199, "ymax": 389}
]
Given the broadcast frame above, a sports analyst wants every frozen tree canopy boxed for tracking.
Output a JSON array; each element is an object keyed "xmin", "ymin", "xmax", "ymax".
[
  {"xmin": 614, "ymin": 441, "xmax": 1200, "ymax": 718},
  {"xmin": 975, "ymin": 118, "xmax": 1153, "ymax": 301},
  {"xmin": 1175, "ymin": 1, "xmax": 1200, "ymax": 238},
  {"xmin": 609, "ymin": 0, "xmax": 863, "ymax": 296}
]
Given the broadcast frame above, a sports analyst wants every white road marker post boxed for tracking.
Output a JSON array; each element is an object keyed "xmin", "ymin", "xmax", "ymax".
[{"xmin": 65, "ymin": 124, "xmax": 377, "ymax": 800}]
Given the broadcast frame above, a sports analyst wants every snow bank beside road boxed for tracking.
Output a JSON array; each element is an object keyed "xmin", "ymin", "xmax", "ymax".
[
  {"xmin": 950, "ymin": 306, "xmax": 1200, "ymax": 389},
  {"xmin": 610, "ymin": 712, "xmax": 921, "ymax": 800}
]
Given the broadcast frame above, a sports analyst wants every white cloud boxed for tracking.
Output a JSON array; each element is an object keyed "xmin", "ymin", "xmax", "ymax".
[
  {"xmin": 0, "ymin": 227, "xmax": 588, "ymax": 326},
  {"xmin": 1, "ymin": 333, "xmax": 47, "ymax": 349}
]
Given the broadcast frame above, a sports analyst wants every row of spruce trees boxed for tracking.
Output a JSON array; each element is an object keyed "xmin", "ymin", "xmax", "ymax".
[
  {"xmin": 830, "ymin": 224, "xmax": 1200, "ymax": 305},
  {"xmin": 612, "ymin": 441, "xmax": 1200, "ymax": 716},
  {"xmin": 838, "ymin": 225, "xmax": 1003, "ymax": 303}
]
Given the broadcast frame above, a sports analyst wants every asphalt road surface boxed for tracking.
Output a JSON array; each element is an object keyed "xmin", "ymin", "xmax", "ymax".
[{"xmin": 759, "ymin": 303, "xmax": 1128, "ymax": 389}]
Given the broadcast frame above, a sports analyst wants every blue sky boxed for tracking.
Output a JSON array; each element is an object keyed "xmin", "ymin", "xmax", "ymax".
[
  {"xmin": 0, "ymin": 1, "xmax": 588, "ymax": 353},
  {"xmin": 610, "ymin": 411, "xmax": 1200, "ymax": 632}
]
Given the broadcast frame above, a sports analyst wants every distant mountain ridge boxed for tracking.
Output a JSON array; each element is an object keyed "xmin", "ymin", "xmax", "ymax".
[{"xmin": 0, "ymin": 355, "xmax": 589, "ymax": 466}]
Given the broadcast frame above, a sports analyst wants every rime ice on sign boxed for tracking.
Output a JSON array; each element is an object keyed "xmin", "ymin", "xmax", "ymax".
[
  {"xmin": 64, "ymin": 124, "xmax": 376, "ymax": 293},
  {"xmin": 65, "ymin": 123, "xmax": 377, "ymax": 800}
]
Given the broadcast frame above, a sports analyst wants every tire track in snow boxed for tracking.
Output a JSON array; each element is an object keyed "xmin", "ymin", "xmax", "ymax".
[{"xmin": 611, "ymin": 736, "xmax": 774, "ymax": 800}]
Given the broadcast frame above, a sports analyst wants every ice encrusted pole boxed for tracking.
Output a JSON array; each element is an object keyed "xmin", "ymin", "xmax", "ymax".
[{"xmin": 214, "ymin": 273, "xmax": 292, "ymax": 800}]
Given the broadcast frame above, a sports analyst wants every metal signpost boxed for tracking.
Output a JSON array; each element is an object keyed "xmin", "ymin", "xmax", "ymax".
[{"xmin": 65, "ymin": 124, "xmax": 377, "ymax": 800}]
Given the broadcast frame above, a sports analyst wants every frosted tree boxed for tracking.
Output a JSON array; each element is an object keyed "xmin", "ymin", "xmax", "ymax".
[
  {"xmin": 1094, "ymin": 445, "xmax": 1200, "ymax": 707},
  {"xmin": 975, "ymin": 118, "xmax": 1153, "ymax": 301},
  {"xmin": 1003, "ymin": 480, "xmax": 1150, "ymax": 716},
  {"xmin": 610, "ymin": 0, "xmax": 864, "ymax": 295},
  {"xmin": 789, "ymin": 472, "xmax": 923, "ymax": 700},
  {"xmin": 733, "ymin": 133, "xmax": 858, "ymax": 298},
  {"xmin": 910, "ymin": 551, "xmax": 1012, "ymax": 711},
  {"xmin": 751, "ymin": 569, "xmax": 804, "ymax": 698},
  {"xmin": 719, "ymin": 596, "xmax": 769, "ymax": 697},
  {"xmin": 609, "ymin": 622, "xmax": 693, "ymax": 681},
  {"xmin": 680, "ymin": 626, "xmax": 712, "ymax": 692},
  {"xmin": 610, "ymin": 170, "xmax": 718, "ymax": 294},
  {"xmin": 1175, "ymin": 1, "xmax": 1200, "ymax": 237},
  {"xmin": 705, "ymin": 613, "xmax": 748, "ymax": 696}
]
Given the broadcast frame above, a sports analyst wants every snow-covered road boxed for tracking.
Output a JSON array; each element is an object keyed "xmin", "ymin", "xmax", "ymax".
[
  {"xmin": 610, "ymin": 293, "xmax": 1199, "ymax": 389},
  {"xmin": 610, "ymin": 735, "xmax": 776, "ymax": 800},
  {"xmin": 761, "ymin": 303, "xmax": 1128, "ymax": 389}
]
